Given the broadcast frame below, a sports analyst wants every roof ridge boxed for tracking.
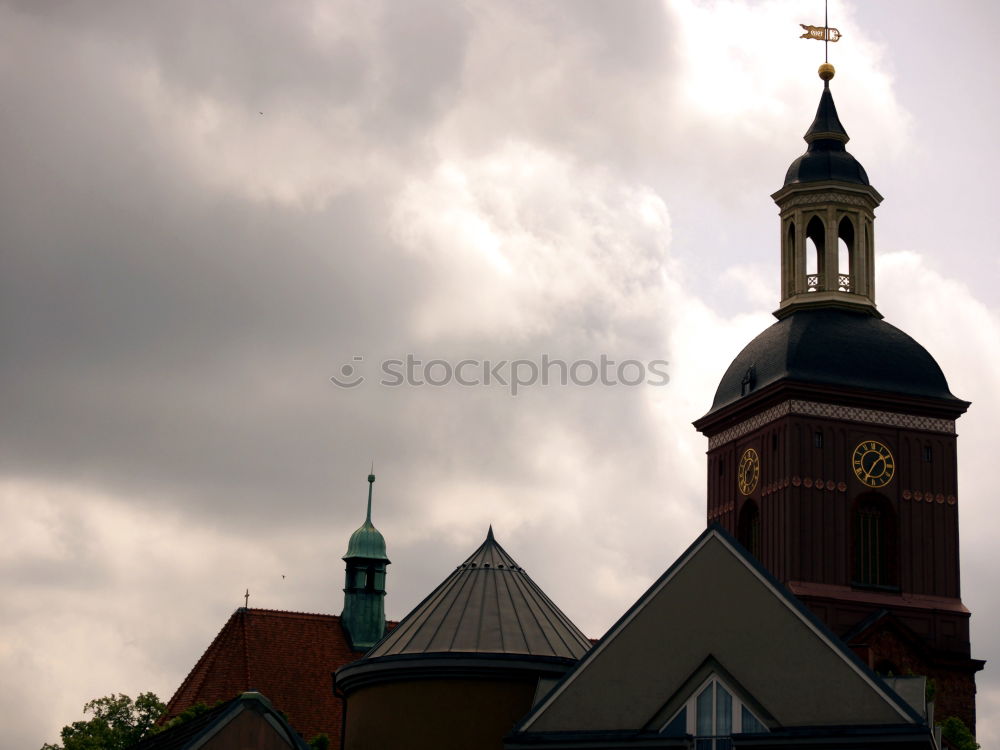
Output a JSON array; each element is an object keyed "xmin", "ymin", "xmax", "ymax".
[
  {"xmin": 513, "ymin": 567, "xmax": 562, "ymax": 654},
  {"xmin": 239, "ymin": 607, "xmax": 340, "ymax": 619},
  {"xmin": 516, "ymin": 565, "xmax": 591, "ymax": 650},
  {"xmin": 414, "ymin": 573, "xmax": 463, "ymax": 652},
  {"xmin": 474, "ymin": 561, "xmax": 491, "ymax": 651},
  {"xmin": 496, "ymin": 558, "xmax": 527, "ymax": 651},
  {"xmin": 493, "ymin": 559, "xmax": 506, "ymax": 653},
  {"xmin": 442, "ymin": 560, "xmax": 481, "ymax": 651}
]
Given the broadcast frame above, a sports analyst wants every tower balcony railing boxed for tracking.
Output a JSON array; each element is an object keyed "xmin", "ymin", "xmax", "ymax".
[{"xmin": 803, "ymin": 274, "xmax": 852, "ymax": 293}]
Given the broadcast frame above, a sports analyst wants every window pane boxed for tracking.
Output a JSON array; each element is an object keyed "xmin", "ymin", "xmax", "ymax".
[
  {"xmin": 741, "ymin": 705, "xmax": 766, "ymax": 734},
  {"xmin": 663, "ymin": 707, "xmax": 686, "ymax": 736},
  {"xmin": 695, "ymin": 740, "xmax": 713, "ymax": 750},
  {"xmin": 716, "ymin": 740, "xmax": 733, "ymax": 750},
  {"xmin": 696, "ymin": 685, "xmax": 713, "ymax": 735},
  {"xmin": 716, "ymin": 684, "xmax": 732, "ymax": 736}
]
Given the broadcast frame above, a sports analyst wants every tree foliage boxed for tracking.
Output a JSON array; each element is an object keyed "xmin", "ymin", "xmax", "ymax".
[
  {"xmin": 41, "ymin": 693, "xmax": 165, "ymax": 750},
  {"xmin": 940, "ymin": 716, "xmax": 979, "ymax": 750},
  {"xmin": 156, "ymin": 702, "xmax": 213, "ymax": 732}
]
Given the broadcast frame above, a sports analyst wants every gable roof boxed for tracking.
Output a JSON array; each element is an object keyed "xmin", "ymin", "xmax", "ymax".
[
  {"xmin": 362, "ymin": 527, "xmax": 591, "ymax": 661},
  {"xmin": 134, "ymin": 691, "xmax": 308, "ymax": 750},
  {"xmin": 515, "ymin": 527, "xmax": 923, "ymax": 737},
  {"xmin": 164, "ymin": 608, "xmax": 376, "ymax": 745}
]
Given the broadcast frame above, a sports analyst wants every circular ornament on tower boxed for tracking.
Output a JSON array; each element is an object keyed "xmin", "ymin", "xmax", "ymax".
[
  {"xmin": 738, "ymin": 448, "xmax": 760, "ymax": 496},
  {"xmin": 852, "ymin": 440, "xmax": 895, "ymax": 488}
]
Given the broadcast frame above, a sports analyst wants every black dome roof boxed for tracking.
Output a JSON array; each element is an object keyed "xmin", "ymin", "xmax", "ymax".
[
  {"xmin": 784, "ymin": 144, "xmax": 869, "ymax": 186},
  {"xmin": 708, "ymin": 308, "xmax": 958, "ymax": 414},
  {"xmin": 783, "ymin": 84, "xmax": 869, "ymax": 187}
]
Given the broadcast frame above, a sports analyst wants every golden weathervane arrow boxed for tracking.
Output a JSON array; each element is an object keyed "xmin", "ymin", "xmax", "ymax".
[
  {"xmin": 799, "ymin": 24, "xmax": 841, "ymax": 43},
  {"xmin": 801, "ymin": 0, "xmax": 840, "ymax": 65}
]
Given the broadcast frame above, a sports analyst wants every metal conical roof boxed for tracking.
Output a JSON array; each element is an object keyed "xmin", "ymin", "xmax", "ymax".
[{"xmin": 365, "ymin": 527, "xmax": 590, "ymax": 660}]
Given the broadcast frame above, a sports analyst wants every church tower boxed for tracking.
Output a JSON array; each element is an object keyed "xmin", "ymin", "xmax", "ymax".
[
  {"xmin": 693, "ymin": 65, "xmax": 983, "ymax": 730},
  {"xmin": 341, "ymin": 471, "xmax": 390, "ymax": 651}
]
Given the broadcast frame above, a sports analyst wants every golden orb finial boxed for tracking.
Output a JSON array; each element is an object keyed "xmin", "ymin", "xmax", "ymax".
[{"xmin": 818, "ymin": 62, "xmax": 835, "ymax": 81}]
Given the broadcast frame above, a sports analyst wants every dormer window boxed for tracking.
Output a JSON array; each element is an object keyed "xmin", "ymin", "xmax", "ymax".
[{"xmin": 661, "ymin": 675, "xmax": 768, "ymax": 748}]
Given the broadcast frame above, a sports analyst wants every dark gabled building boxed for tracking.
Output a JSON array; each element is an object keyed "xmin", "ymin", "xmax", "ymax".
[
  {"xmin": 135, "ymin": 691, "xmax": 309, "ymax": 750},
  {"xmin": 507, "ymin": 527, "xmax": 937, "ymax": 749}
]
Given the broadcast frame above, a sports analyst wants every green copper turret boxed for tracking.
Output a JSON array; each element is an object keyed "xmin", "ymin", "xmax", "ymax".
[{"xmin": 341, "ymin": 472, "xmax": 390, "ymax": 651}]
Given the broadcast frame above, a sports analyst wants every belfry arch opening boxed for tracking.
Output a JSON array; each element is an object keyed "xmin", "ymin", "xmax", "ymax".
[
  {"xmin": 838, "ymin": 216, "xmax": 855, "ymax": 292},
  {"xmin": 785, "ymin": 221, "xmax": 796, "ymax": 298},
  {"xmin": 805, "ymin": 216, "xmax": 825, "ymax": 290}
]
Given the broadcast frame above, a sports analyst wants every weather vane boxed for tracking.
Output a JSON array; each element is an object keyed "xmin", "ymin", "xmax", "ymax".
[{"xmin": 800, "ymin": 0, "xmax": 841, "ymax": 64}]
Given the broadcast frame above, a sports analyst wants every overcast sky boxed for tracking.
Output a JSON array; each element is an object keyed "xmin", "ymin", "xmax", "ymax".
[{"xmin": 2, "ymin": 1, "xmax": 998, "ymax": 748}]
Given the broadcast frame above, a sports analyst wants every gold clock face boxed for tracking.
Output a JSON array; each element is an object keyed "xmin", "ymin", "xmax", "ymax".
[
  {"xmin": 852, "ymin": 440, "xmax": 895, "ymax": 488},
  {"xmin": 738, "ymin": 448, "xmax": 760, "ymax": 496}
]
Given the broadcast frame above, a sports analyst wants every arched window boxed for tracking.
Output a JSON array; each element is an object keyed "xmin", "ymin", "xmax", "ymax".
[
  {"xmin": 838, "ymin": 216, "xmax": 854, "ymax": 291},
  {"xmin": 805, "ymin": 216, "xmax": 825, "ymax": 291},
  {"xmin": 853, "ymin": 494, "xmax": 897, "ymax": 587},
  {"xmin": 738, "ymin": 500, "xmax": 761, "ymax": 560},
  {"xmin": 662, "ymin": 675, "xmax": 768, "ymax": 747}
]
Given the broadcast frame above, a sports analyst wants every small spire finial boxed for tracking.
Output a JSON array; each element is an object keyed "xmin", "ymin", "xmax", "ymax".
[
  {"xmin": 486, "ymin": 524, "xmax": 494, "ymax": 542},
  {"xmin": 365, "ymin": 469, "xmax": 375, "ymax": 523},
  {"xmin": 244, "ymin": 588, "xmax": 249, "ymax": 608}
]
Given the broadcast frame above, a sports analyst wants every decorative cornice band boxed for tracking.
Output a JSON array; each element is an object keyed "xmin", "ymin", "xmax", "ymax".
[
  {"xmin": 779, "ymin": 191, "xmax": 873, "ymax": 210},
  {"xmin": 707, "ymin": 399, "xmax": 956, "ymax": 450}
]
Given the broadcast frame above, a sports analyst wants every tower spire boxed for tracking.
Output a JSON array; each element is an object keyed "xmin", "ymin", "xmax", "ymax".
[
  {"xmin": 770, "ymin": 68, "xmax": 883, "ymax": 320},
  {"xmin": 341, "ymin": 469, "xmax": 390, "ymax": 651}
]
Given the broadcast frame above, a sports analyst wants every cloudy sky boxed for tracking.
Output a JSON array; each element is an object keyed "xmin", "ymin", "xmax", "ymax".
[{"xmin": 2, "ymin": 1, "xmax": 998, "ymax": 747}]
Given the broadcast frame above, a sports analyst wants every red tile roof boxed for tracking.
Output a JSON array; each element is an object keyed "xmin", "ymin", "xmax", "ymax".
[{"xmin": 164, "ymin": 608, "xmax": 381, "ymax": 746}]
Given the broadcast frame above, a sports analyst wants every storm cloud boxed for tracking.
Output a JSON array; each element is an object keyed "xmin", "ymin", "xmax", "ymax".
[{"xmin": 2, "ymin": 2, "xmax": 998, "ymax": 748}]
